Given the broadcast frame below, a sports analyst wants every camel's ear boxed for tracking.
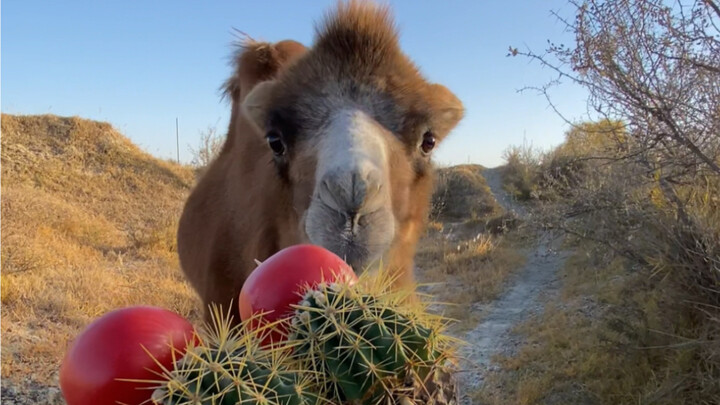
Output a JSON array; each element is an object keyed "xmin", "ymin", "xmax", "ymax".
[
  {"xmin": 224, "ymin": 39, "xmax": 307, "ymax": 103},
  {"xmin": 241, "ymin": 79, "xmax": 277, "ymax": 133},
  {"xmin": 428, "ymin": 84, "xmax": 465, "ymax": 141}
]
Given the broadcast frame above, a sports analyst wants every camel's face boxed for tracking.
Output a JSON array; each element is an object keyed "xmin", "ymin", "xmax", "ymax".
[
  {"xmin": 240, "ymin": 2, "xmax": 464, "ymax": 273},
  {"xmin": 242, "ymin": 85, "xmax": 408, "ymax": 271}
]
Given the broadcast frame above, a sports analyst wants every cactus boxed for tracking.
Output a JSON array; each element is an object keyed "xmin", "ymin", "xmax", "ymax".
[
  {"xmin": 138, "ymin": 269, "xmax": 460, "ymax": 405},
  {"xmin": 287, "ymin": 270, "xmax": 459, "ymax": 404},
  {"xmin": 146, "ymin": 305, "xmax": 323, "ymax": 405}
]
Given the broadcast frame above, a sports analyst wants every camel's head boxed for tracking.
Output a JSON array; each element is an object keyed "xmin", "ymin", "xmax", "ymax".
[{"xmin": 236, "ymin": 1, "xmax": 464, "ymax": 272}]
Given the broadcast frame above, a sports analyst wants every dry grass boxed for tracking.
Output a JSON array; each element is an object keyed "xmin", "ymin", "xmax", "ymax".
[
  {"xmin": 484, "ymin": 120, "xmax": 720, "ymax": 404},
  {"xmin": 1, "ymin": 114, "xmax": 201, "ymax": 385},
  {"xmin": 500, "ymin": 141, "xmax": 543, "ymax": 202},
  {"xmin": 418, "ymin": 228, "xmax": 525, "ymax": 291},
  {"xmin": 475, "ymin": 244, "xmax": 719, "ymax": 405},
  {"xmin": 417, "ymin": 165, "xmax": 527, "ymax": 328},
  {"xmin": 415, "ymin": 227, "xmax": 527, "ymax": 326}
]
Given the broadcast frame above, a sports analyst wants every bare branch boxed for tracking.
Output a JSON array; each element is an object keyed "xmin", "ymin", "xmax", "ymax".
[{"xmin": 702, "ymin": 0, "xmax": 720, "ymax": 19}]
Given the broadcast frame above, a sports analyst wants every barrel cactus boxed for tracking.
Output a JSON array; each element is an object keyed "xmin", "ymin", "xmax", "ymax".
[
  {"xmin": 141, "ymin": 268, "xmax": 460, "ymax": 404},
  {"xmin": 147, "ymin": 306, "xmax": 323, "ymax": 405},
  {"xmin": 287, "ymin": 270, "xmax": 459, "ymax": 404}
]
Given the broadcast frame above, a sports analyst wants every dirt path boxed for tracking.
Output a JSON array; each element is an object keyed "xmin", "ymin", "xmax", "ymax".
[
  {"xmin": 455, "ymin": 168, "xmax": 569, "ymax": 404},
  {"xmin": 481, "ymin": 168, "xmax": 527, "ymax": 217}
]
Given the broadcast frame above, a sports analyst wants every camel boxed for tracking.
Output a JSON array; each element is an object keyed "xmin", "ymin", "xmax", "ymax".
[{"xmin": 177, "ymin": 0, "xmax": 465, "ymax": 323}]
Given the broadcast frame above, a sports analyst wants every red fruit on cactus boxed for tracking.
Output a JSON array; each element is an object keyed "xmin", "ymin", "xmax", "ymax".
[
  {"xmin": 238, "ymin": 244, "xmax": 357, "ymax": 344},
  {"xmin": 60, "ymin": 306, "xmax": 196, "ymax": 405}
]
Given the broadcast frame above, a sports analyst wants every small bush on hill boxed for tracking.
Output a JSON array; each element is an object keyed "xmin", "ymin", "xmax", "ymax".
[
  {"xmin": 431, "ymin": 164, "xmax": 500, "ymax": 222},
  {"xmin": 188, "ymin": 125, "xmax": 225, "ymax": 177},
  {"xmin": 500, "ymin": 141, "xmax": 543, "ymax": 201}
]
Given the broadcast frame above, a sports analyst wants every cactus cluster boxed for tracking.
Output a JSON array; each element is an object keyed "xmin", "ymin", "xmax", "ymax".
[
  {"xmin": 148, "ymin": 307, "xmax": 321, "ymax": 405},
  {"xmin": 287, "ymin": 271, "xmax": 457, "ymax": 404},
  {"xmin": 143, "ymin": 270, "xmax": 459, "ymax": 405}
]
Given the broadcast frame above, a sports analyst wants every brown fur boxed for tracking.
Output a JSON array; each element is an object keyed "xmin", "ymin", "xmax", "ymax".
[{"xmin": 178, "ymin": 0, "xmax": 464, "ymax": 323}]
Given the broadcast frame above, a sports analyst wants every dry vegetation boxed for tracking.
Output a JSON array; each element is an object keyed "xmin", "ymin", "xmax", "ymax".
[
  {"xmin": 500, "ymin": 141, "xmax": 544, "ymax": 202},
  {"xmin": 187, "ymin": 125, "xmax": 225, "ymax": 177},
  {"xmin": 416, "ymin": 227, "xmax": 527, "ymax": 328},
  {"xmin": 482, "ymin": 0, "xmax": 720, "ymax": 401},
  {"xmin": 477, "ymin": 239, "xmax": 720, "ymax": 404},
  {"xmin": 1, "ymin": 114, "xmax": 201, "ymax": 388},
  {"xmin": 495, "ymin": 136, "xmax": 719, "ymax": 403},
  {"xmin": 488, "ymin": 122, "xmax": 720, "ymax": 404}
]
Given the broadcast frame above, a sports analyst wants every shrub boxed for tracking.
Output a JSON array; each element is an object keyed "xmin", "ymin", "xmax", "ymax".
[
  {"xmin": 431, "ymin": 164, "xmax": 500, "ymax": 221},
  {"xmin": 500, "ymin": 141, "xmax": 542, "ymax": 201},
  {"xmin": 188, "ymin": 125, "xmax": 225, "ymax": 177}
]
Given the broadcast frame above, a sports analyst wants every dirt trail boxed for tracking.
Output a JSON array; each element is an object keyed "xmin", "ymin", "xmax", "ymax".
[{"xmin": 455, "ymin": 168, "xmax": 569, "ymax": 404}]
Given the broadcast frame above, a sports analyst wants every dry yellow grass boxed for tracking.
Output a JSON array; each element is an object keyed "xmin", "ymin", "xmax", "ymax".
[
  {"xmin": 415, "ymin": 227, "xmax": 527, "ymax": 326},
  {"xmin": 492, "ymin": 118, "xmax": 720, "ymax": 404},
  {"xmin": 1, "ymin": 114, "xmax": 201, "ymax": 385},
  {"xmin": 474, "ymin": 242, "xmax": 718, "ymax": 405}
]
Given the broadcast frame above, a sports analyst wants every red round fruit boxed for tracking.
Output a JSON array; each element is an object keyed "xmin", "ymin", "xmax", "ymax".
[
  {"xmin": 238, "ymin": 244, "xmax": 357, "ymax": 344},
  {"xmin": 60, "ymin": 306, "xmax": 196, "ymax": 405}
]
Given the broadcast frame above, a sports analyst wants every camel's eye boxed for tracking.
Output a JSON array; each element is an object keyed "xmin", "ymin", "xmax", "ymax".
[
  {"xmin": 420, "ymin": 131, "xmax": 436, "ymax": 154},
  {"xmin": 266, "ymin": 130, "xmax": 286, "ymax": 156}
]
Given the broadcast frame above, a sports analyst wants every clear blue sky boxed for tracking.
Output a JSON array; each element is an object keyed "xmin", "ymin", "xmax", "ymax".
[{"xmin": 2, "ymin": 1, "xmax": 589, "ymax": 167}]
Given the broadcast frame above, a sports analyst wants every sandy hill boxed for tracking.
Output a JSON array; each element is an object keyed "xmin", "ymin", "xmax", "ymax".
[{"xmin": 1, "ymin": 114, "xmax": 200, "ymax": 389}]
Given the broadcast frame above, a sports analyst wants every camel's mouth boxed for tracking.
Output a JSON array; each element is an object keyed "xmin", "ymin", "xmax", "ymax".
[{"xmin": 331, "ymin": 238, "xmax": 372, "ymax": 274}]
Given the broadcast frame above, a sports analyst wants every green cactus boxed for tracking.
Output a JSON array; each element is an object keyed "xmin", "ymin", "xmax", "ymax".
[
  {"xmin": 288, "ymin": 276, "xmax": 457, "ymax": 404},
  {"xmin": 148, "ymin": 306, "xmax": 323, "ymax": 405},
  {"xmin": 139, "ymin": 271, "xmax": 459, "ymax": 405}
]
